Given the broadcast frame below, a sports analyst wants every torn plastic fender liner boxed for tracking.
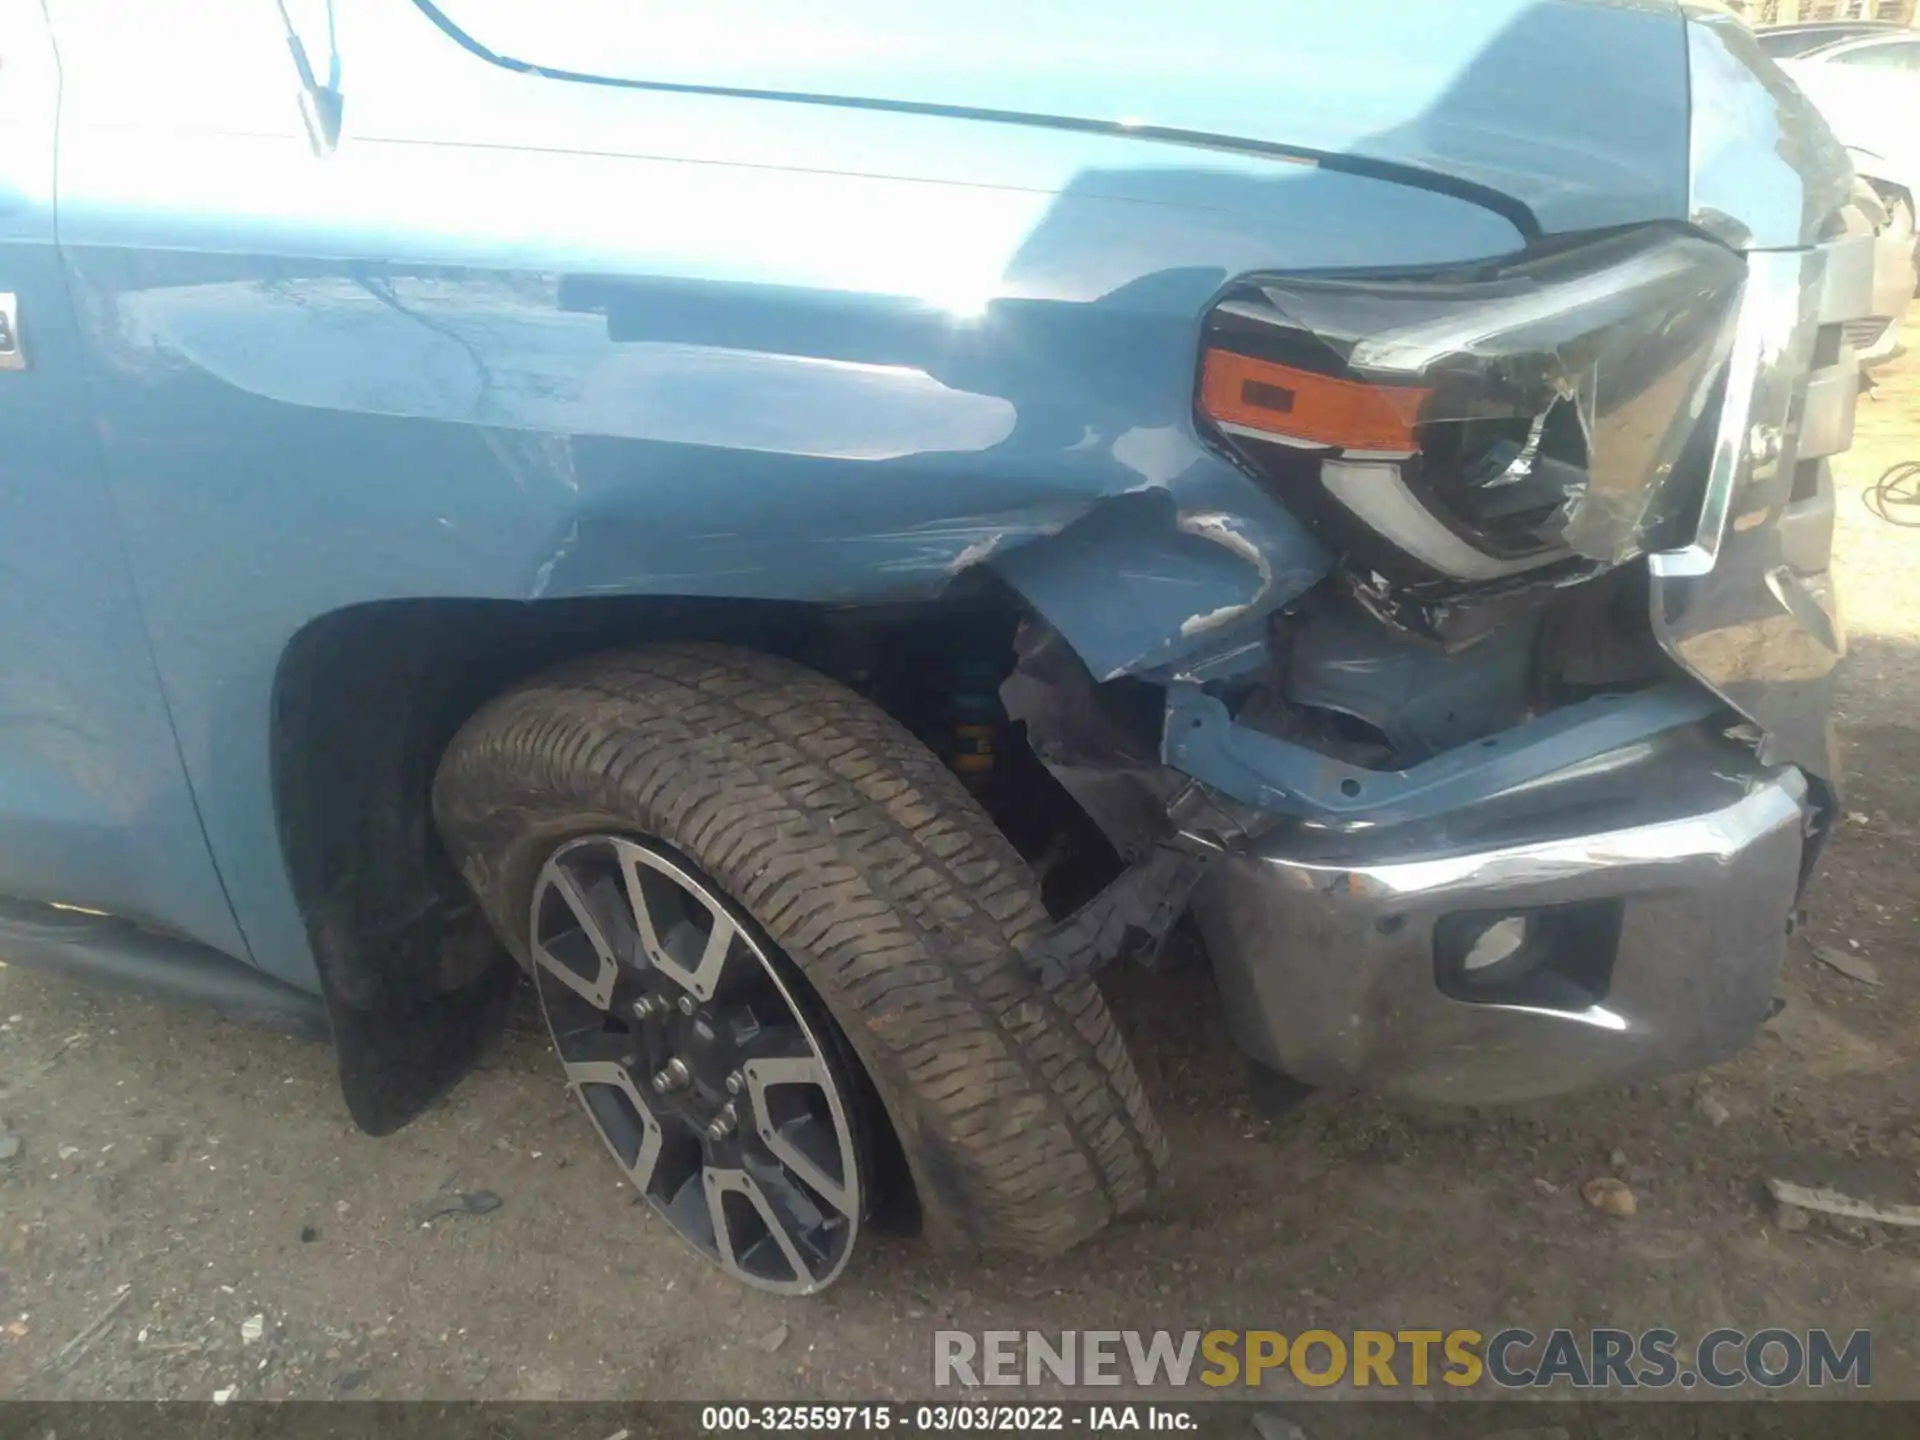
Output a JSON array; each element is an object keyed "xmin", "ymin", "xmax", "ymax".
[
  {"xmin": 1002, "ymin": 619, "xmax": 1282, "ymax": 992},
  {"xmin": 1018, "ymin": 781, "xmax": 1274, "ymax": 992},
  {"xmin": 985, "ymin": 476, "xmax": 1327, "ymax": 990},
  {"xmin": 1021, "ymin": 844, "xmax": 1210, "ymax": 991},
  {"xmin": 999, "ymin": 616, "xmax": 1286, "ymax": 864},
  {"xmin": 999, "ymin": 617, "xmax": 1223, "ymax": 991}
]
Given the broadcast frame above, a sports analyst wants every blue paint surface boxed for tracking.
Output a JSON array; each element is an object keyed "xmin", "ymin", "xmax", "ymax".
[
  {"xmin": 1686, "ymin": 11, "xmax": 1855, "ymax": 248},
  {"xmin": 0, "ymin": 12, "xmax": 245, "ymax": 955},
  {"xmin": 424, "ymin": 0, "xmax": 1695, "ymax": 235},
  {"xmin": 1164, "ymin": 684, "xmax": 1723, "ymax": 823},
  {"xmin": 0, "ymin": 0, "xmax": 1845, "ymax": 991}
]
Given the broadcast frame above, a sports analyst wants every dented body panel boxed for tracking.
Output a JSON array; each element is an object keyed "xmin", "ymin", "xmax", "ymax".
[
  {"xmin": 7, "ymin": 0, "xmax": 1902, "ymax": 1111},
  {"xmin": 43, "ymin": 0, "xmax": 1546, "ymax": 984}
]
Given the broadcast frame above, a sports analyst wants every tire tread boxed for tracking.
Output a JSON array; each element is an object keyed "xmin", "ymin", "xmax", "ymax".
[{"xmin": 433, "ymin": 644, "xmax": 1166, "ymax": 1255}]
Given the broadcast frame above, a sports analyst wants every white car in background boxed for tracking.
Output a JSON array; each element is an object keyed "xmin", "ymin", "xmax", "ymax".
[{"xmin": 1771, "ymin": 25, "xmax": 1920, "ymax": 363}]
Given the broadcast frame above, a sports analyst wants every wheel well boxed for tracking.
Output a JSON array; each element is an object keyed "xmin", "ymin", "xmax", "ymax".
[{"xmin": 270, "ymin": 590, "xmax": 1115, "ymax": 1131}]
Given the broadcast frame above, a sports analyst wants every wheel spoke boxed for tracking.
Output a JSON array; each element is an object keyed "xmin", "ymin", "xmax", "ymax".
[
  {"xmin": 532, "ymin": 866, "xmax": 619, "ymax": 1011},
  {"xmin": 735, "ymin": 1023, "xmax": 820, "ymax": 1064},
  {"xmin": 618, "ymin": 842, "xmax": 739, "ymax": 1003},
  {"xmin": 743, "ymin": 1172, "xmax": 817, "ymax": 1287},
  {"xmin": 705, "ymin": 1166, "xmax": 818, "ymax": 1289},
  {"xmin": 533, "ymin": 833, "xmax": 863, "ymax": 1295},
  {"xmin": 703, "ymin": 1168, "xmax": 739, "ymax": 1272},
  {"xmin": 566, "ymin": 1060, "xmax": 663, "ymax": 1193},
  {"xmin": 687, "ymin": 912, "xmax": 739, "ymax": 1001},
  {"xmin": 553, "ymin": 865, "xmax": 621, "ymax": 970},
  {"xmin": 618, "ymin": 846, "xmax": 670, "ymax": 972},
  {"xmin": 742, "ymin": 1056, "xmax": 857, "ymax": 1218}
]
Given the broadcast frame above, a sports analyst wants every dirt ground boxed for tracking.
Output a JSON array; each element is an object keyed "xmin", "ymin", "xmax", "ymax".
[{"xmin": 3, "ymin": 323, "xmax": 1920, "ymax": 1410}]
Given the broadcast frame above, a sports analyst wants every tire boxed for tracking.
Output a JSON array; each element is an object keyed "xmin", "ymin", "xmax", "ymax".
[{"xmin": 432, "ymin": 643, "xmax": 1166, "ymax": 1266}]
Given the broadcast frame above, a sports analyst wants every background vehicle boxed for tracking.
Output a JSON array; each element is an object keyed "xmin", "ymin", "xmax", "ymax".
[
  {"xmin": 0, "ymin": 0, "xmax": 1910, "ymax": 1294},
  {"xmin": 1753, "ymin": 19, "xmax": 1908, "ymax": 59},
  {"xmin": 1772, "ymin": 24, "xmax": 1920, "ymax": 359}
]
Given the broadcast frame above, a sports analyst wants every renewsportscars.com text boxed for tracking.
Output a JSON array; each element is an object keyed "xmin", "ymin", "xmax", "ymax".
[{"xmin": 934, "ymin": 1327, "xmax": 1871, "ymax": 1390}]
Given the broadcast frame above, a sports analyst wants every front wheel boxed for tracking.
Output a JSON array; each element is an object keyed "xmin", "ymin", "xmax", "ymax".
[
  {"xmin": 531, "ymin": 831, "xmax": 873, "ymax": 1292},
  {"xmin": 432, "ymin": 644, "xmax": 1166, "ymax": 1293}
]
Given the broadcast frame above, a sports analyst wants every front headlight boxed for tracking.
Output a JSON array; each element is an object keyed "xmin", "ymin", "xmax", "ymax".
[{"xmin": 1198, "ymin": 230, "xmax": 1746, "ymax": 595}]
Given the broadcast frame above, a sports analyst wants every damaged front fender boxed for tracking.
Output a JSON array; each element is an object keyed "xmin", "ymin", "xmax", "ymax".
[{"xmin": 988, "ymin": 485, "xmax": 1328, "ymax": 685}]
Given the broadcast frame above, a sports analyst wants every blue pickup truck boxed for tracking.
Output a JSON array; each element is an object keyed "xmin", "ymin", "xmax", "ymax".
[{"xmin": 1, "ymin": 0, "xmax": 1912, "ymax": 1294}]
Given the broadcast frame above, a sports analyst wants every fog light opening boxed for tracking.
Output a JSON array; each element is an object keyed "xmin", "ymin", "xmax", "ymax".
[
  {"xmin": 1434, "ymin": 900, "xmax": 1623, "ymax": 1013},
  {"xmin": 1461, "ymin": 914, "xmax": 1530, "ymax": 973}
]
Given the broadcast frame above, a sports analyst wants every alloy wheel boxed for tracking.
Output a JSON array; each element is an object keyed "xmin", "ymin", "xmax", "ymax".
[{"xmin": 530, "ymin": 834, "xmax": 865, "ymax": 1293}]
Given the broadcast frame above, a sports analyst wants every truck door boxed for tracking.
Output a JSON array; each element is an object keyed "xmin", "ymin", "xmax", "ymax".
[{"xmin": 0, "ymin": 6, "xmax": 247, "ymax": 958}]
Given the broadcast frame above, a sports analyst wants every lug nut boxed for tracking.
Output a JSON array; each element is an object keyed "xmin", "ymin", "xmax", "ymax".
[
  {"xmin": 725, "ymin": 1070, "xmax": 744, "ymax": 1096},
  {"xmin": 631, "ymin": 996, "xmax": 659, "ymax": 1021},
  {"xmin": 707, "ymin": 1103, "xmax": 737, "ymax": 1142},
  {"xmin": 677, "ymin": 995, "xmax": 697, "ymax": 1017},
  {"xmin": 650, "ymin": 1057, "xmax": 691, "ymax": 1094}
]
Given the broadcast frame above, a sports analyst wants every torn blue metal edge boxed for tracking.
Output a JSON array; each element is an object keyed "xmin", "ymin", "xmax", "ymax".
[
  {"xmin": 1162, "ymin": 681, "xmax": 1724, "ymax": 824},
  {"xmin": 987, "ymin": 487, "xmax": 1331, "ymax": 684}
]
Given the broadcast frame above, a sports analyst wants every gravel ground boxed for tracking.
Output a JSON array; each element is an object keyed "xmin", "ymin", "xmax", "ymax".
[{"xmin": 2, "ymin": 322, "xmax": 1919, "ymax": 1407}]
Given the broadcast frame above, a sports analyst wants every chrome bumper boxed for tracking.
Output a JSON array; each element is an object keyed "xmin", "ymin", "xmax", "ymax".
[
  {"xmin": 1190, "ymin": 728, "xmax": 1808, "ymax": 1105},
  {"xmin": 1174, "ymin": 221, "xmax": 1895, "ymax": 1106}
]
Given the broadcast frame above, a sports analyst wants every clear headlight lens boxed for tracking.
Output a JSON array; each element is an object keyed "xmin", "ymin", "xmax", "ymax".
[{"xmin": 1198, "ymin": 230, "xmax": 1747, "ymax": 589}]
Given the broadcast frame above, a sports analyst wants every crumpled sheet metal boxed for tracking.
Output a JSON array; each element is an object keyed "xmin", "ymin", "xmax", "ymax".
[{"xmin": 988, "ymin": 486, "xmax": 1329, "ymax": 683}]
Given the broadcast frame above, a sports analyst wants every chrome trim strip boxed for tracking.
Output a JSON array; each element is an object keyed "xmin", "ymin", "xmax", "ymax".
[
  {"xmin": 1217, "ymin": 422, "xmax": 1415, "ymax": 463},
  {"xmin": 1646, "ymin": 258, "xmax": 1781, "ymax": 580},
  {"xmin": 1318, "ymin": 770, "xmax": 1806, "ymax": 899},
  {"xmin": 1216, "ymin": 420, "xmax": 1331, "ymax": 452}
]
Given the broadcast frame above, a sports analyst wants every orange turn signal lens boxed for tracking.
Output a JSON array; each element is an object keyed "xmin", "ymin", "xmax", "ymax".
[{"xmin": 1200, "ymin": 349, "xmax": 1429, "ymax": 455}]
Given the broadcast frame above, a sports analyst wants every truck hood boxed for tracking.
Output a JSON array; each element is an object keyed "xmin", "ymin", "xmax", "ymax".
[{"xmin": 418, "ymin": 0, "xmax": 1692, "ymax": 236}]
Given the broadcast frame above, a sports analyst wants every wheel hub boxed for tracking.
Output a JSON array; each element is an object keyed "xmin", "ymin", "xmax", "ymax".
[{"xmin": 528, "ymin": 834, "xmax": 864, "ymax": 1294}]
